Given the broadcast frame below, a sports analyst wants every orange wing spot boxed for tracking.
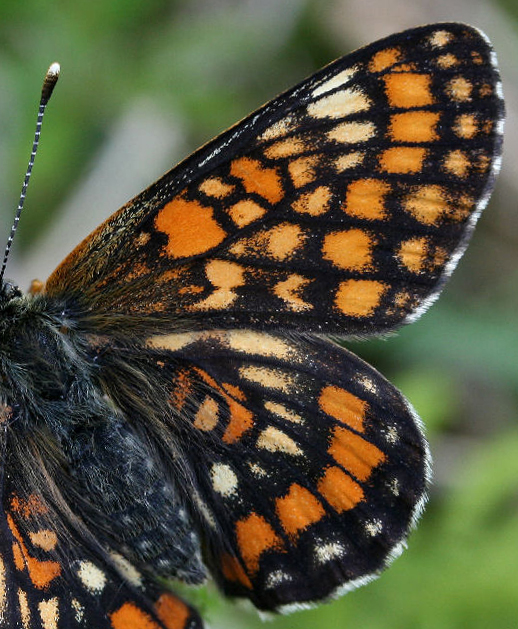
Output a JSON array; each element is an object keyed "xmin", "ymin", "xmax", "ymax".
[
  {"xmin": 155, "ymin": 196, "xmax": 226, "ymax": 258},
  {"xmin": 227, "ymin": 199, "xmax": 266, "ymax": 227},
  {"xmin": 327, "ymin": 121, "xmax": 376, "ymax": 144},
  {"xmin": 220, "ymin": 553, "xmax": 253, "ymax": 589},
  {"xmin": 199, "ymin": 176, "xmax": 235, "ymax": 198},
  {"xmin": 190, "ymin": 260, "xmax": 245, "ymax": 311},
  {"xmin": 230, "ymin": 223, "xmax": 305, "ymax": 262},
  {"xmin": 12, "ymin": 543, "xmax": 24, "ymax": 571},
  {"xmin": 384, "ymin": 73, "xmax": 434, "ymax": 108},
  {"xmin": 292, "ymin": 186, "xmax": 332, "ymax": 216},
  {"xmin": 335, "ymin": 152, "xmax": 365, "ymax": 171},
  {"xmin": 436, "ymin": 53, "xmax": 459, "ymax": 68},
  {"xmin": 222, "ymin": 398, "xmax": 254, "ymax": 444},
  {"xmin": 403, "ymin": 185, "xmax": 449, "ymax": 225},
  {"xmin": 389, "ymin": 111, "xmax": 440, "ymax": 143},
  {"xmin": 334, "ymin": 279, "xmax": 386, "ymax": 317},
  {"xmin": 110, "ymin": 602, "xmax": 160, "ymax": 629},
  {"xmin": 319, "ymin": 386, "xmax": 367, "ymax": 432},
  {"xmin": 379, "ymin": 147, "xmax": 426, "ymax": 174},
  {"xmin": 317, "ymin": 466, "xmax": 365, "ymax": 512},
  {"xmin": 328, "ymin": 426, "xmax": 386, "ymax": 481},
  {"xmin": 273, "ymin": 274, "xmax": 312, "ymax": 312},
  {"xmin": 10, "ymin": 494, "xmax": 48, "ymax": 518},
  {"xmin": 322, "ymin": 229, "xmax": 374, "ymax": 271},
  {"xmin": 343, "ymin": 178, "xmax": 390, "ymax": 220},
  {"xmin": 194, "ymin": 397, "xmax": 219, "ymax": 431},
  {"xmin": 236, "ymin": 513, "xmax": 284, "ymax": 574},
  {"xmin": 276, "ymin": 484, "xmax": 325, "ymax": 538},
  {"xmin": 397, "ymin": 237, "xmax": 429, "ymax": 273},
  {"xmin": 443, "ymin": 149, "xmax": 470, "ymax": 178},
  {"xmin": 369, "ymin": 47, "xmax": 402, "ymax": 72},
  {"xmin": 264, "ymin": 137, "xmax": 307, "ymax": 158},
  {"xmin": 170, "ymin": 367, "xmax": 195, "ymax": 411},
  {"xmin": 155, "ymin": 594, "xmax": 193, "ymax": 629},
  {"xmin": 7, "ymin": 515, "xmax": 61, "ymax": 589},
  {"xmin": 230, "ymin": 157, "xmax": 283, "ymax": 204},
  {"xmin": 222, "ymin": 382, "xmax": 246, "ymax": 401},
  {"xmin": 288, "ymin": 155, "xmax": 319, "ymax": 188},
  {"xmin": 446, "ymin": 76, "xmax": 473, "ymax": 102},
  {"xmin": 308, "ymin": 88, "xmax": 371, "ymax": 119}
]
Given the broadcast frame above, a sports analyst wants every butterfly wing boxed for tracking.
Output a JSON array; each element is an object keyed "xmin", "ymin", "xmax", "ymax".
[
  {"xmin": 45, "ymin": 23, "xmax": 503, "ymax": 337},
  {"xmin": 0, "ymin": 468, "xmax": 203, "ymax": 628},
  {"xmin": 111, "ymin": 330, "xmax": 428, "ymax": 611},
  {"xmin": 33, "ymin": 21, "xmax": 504, "ymax": 618}
]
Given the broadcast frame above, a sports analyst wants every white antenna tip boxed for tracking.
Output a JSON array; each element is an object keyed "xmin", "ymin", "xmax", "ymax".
[{"xmin": 47, "ymin": 62, "xmax": 61, "ymax": 77}]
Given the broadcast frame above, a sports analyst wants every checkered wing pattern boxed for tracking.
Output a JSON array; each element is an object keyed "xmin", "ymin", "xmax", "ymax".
[
  {"xmin": 0, "ymin": 480, "xmax": 202, "ymax": 628},
  {"xmin": 46, "ymin": 23, "xmax": 503, "ymax": 337},
  {"xmin": 13, "ymin": 21, "xmax": 502, "ymax": 626},
  {"xmin": 139, "ymin": 331, "xmax": 429, "ymax": 610}
]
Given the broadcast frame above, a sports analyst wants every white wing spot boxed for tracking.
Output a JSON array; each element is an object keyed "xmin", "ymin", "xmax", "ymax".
[
  {"xmin": 211, "ymin": 462, "xmax": 239, "ymax": 497},
  {"xmin": 77, "ymin": 561, "xmax": 107, "ymax": 595}
]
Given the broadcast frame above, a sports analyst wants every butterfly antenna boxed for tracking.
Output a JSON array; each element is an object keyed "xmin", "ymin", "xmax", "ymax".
[{"xmin": 0, "ymin": 62, "xmax": 60, "ymax": 283}]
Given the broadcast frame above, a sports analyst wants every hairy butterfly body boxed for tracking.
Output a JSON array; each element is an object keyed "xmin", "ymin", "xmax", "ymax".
[{"xmin": 0, "ymin": 23, "xmax": 503, "ymax": 628}]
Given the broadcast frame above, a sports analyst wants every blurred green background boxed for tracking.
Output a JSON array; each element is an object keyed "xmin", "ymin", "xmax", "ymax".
[{"xmin": 0, "ymin": 1, "xmax": 516, "ymax": 628}]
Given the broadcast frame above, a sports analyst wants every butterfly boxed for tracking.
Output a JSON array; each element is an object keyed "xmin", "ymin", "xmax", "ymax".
[{"xmin": 0, "ymin": 22, "xmax": 504, "ymax": 628}]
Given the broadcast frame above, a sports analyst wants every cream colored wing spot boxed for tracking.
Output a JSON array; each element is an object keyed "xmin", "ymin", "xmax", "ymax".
[
  {"xmin": 428, "ymin": 29, "xmax": 454, "ymax": 48},
  {"xmin": 29, "ymin": 530, "xmax": 58, "ymax": 552},
  {"xmin": 18, "ymin": 589, "xmax": 30, "ymax": 629},
  {"xmin": 443, "ymin": 149, "xmax": 470, "ymax": 177},
  {"xmin": 194, "ymin": 397, "xmax": 219, "ymax": 431},
  {"xmin": 264, "ymin": 137, "xmax": 308, "ymax": 159},
  {"xmin": 225, "ymin": 330, "xmax": 294, "ymax": 359},
  {"xmin": 335, "ymin": 152, "xmax": 365, "ymax": 171},
  {"xmin": 307, "ymin": 87, "xmax": 371, "ymax": 119},
  {"xmin": 327, "ymin": 121, "xmax": 376, "ymax": 144},
  {"xmin": 239, "ymin": 366, "xmax": 295, "ymax": 393},
  {"xmin": 312, "ymin": 67, "xmax": 358, "ymax": 97},
  {"xmin": 146, "ymin": 331, "xmax": 199, "ymax": 351},
  {"xmin": 38, "ymin": 598, "xmax": 59, "ymax": 629},
  {"xmin": 211, "ymin": 463, "xmax": 239, "ymax": 497},
  {"xmin": 273, "ymin": 274, "xmax": 312, "ymax": 312},
  {"xmin": 446, "ymin": 76, "xmax": 473, "ymax": 102},
  {"xmin": 257, "ymin": 426, "xmax": 303, "ymax": 456},
  {"xmin": 453, "ymin": 113, "xmax": 478, "ymax": 139},
  {"xmin": 264, "ymin": 401, "xmax": 303, "ymax": 424},
  {"xmin": 76, "ymin": 561, "xmax": 107, "ymax": 595},
  {"xmin": 259, "ymin": 115, "xmax": 296, "ymax": 141},
  {"xmin": 229, "ymin": 223, "xmax": 306, "ymax": 262},
  {"xmin": 199, "ymin": 177, "xmax": 235, "ymax": 198}
]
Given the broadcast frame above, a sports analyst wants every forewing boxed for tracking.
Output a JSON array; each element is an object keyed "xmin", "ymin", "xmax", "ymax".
[
  {"xmin": 45, "ymin": 23, "xmax": 504, "ymax": 337},
  {"xmin": 0, "ymin": 478, "xmax": 202, "ymax": 628},
  {"xmin": 129, "ymin": 331, "xmax": 430, "ymax": 611}
]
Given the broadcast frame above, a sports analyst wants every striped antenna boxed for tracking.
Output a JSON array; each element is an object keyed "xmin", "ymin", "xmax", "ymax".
[{"xmin": 0, "ymin": 62, "xmax": 60, "ymax": 282}]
